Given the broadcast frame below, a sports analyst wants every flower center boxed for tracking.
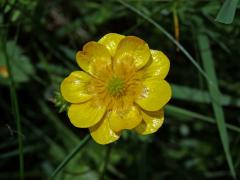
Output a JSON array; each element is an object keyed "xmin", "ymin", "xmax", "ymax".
[
  {"xmin": 107, "ymin": 76, "xmax": 124, "ymax": 96},
  {"xmin": 87, "ymin": 63, "xmax": 144, "ymax": 111}
]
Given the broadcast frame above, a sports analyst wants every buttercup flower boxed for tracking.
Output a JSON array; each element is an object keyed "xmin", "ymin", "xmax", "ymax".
[{"xmin": 61, "ymin": 33, "xmax": 171, "ymax": 144}]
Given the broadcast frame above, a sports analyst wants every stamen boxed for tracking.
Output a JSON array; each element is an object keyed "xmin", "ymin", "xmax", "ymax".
[
  {"xmin": 88, "ymin": 63, "xmax": 143, "ymax": 111},
  {"xmin": 107, "ymin": 76, "xmax": 124, "ymax": 96}
]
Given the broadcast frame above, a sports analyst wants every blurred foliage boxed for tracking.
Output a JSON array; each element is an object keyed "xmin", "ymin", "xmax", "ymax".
[
  {"xmin": 216, "ymin": 0, "xmax": 239, "ymax": 24},
  {"xmin": 0, "ymin": 41, "xmax": 35, "ymax": 84},
  {"xmin": 0, "ymin": 0, "xmax": 240, "ymax": 180}
]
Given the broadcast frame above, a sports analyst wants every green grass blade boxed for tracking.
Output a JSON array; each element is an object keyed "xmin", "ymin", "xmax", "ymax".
[
  {"xmin": 197, "ymin": 31, "xmax": 236, "ymax": 179},
  {"xmin": 38, "ymin": 100, "xmax": 80, "ymax": 148},
  {"xmin": 216, "ymin": 0, "xmax": 238, "ymax": 24},
  {"xmin": 165, "ymin": 105, "xmax": 240, "ymax": 133},
  {"xmin": 0, "ymin": 144, "xmax": 43, "ymax": 159},
  {"xmin": 49, "ymin": 135, "xmax": 91, "ymax": 180},
  {"xmin": 1, "ymin": 33, "xmax": 24, "ymax": 179},
  {"xmin": 117, "ymin": 0, "xmax": 213, "ymax": 86},
  {"xmin": 172, "ymin": 84, "xmax": 240, "ymax": 107}
]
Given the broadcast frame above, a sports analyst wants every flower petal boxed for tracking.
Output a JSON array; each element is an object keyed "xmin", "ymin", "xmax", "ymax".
[
  {"xmin": 109, "ymin": 106, "xmax": 142, "ymax": 132},
  {"xmin": 135, "ymin": 80, "xmax": 171, "ymax": 111},
  {"xmin": 144, "ymin": 50, "xmax": 170, "ymax": 80},
  {"xmin": 90, "ymin": 113, "xmax": 120, "ymax": 145},
  {"xmin": 114, "ymin": 36, "xmax": 151, "ymax": 70},
  {"xmin": 68, "ymin": 101, "xmax": 106, "ymax": 128},
  {"xmin": 60, "ymin": 71, "xmax": 92, "ymax": 103},
  {"xmin": 76, "ymin": 41, "xmax": 111, "ymax": 75},
  {"xmin": 98, "ymin": 33, "xmax": 125, "ymax": 57},
  {"xmin": 135, "ymin": 109, "xmax": 164, "ymax": 135}
]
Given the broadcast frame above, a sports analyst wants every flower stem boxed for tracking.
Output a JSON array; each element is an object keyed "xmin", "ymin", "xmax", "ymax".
[
  {"xmin": 2, "ymin": 30, "xmax": 24, "ymax": 180},
  {"xmin": 99, "ymin": 144, "xmax": 112, "ymax": 180},
  {"xmin": 49, "ymin": 135, "xmax": 91, "ymax": 180}
]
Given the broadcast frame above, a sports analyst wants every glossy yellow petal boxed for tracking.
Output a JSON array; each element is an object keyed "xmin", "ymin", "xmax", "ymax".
[
  {"xmin": 135, "ymin": 109, "xmax": 164, "ymax": 135},
  {"xmin": 98, "ymin": 33, "xmax": 125, "ymax": 57},
  {"xmin": 68, "ymin": 101, "xmax": 106, "ymax": 128},
  {"xmin": 144, "ymin": 50, "xmax": 170, "ymax": 79},
  {"xmin": 60, "ymin": 71, "xmax": 92, "ymax": 103},
  {"xmin": 109, "ymin": 106, "xmax": 142, "ymax": 132},
  {"xmin": 76, "ymin": 41, "xmax": 111, "ymax": 75},
  {"xmin": 114, "ymin": 36, "xmax": 151, "ymax": 70},
  {"xmin": 90, "ymin": 113, "xmax": 120, "ymax": 145},
  {"xmin": 135, "ymin": 80, "xmax": 171, "ymax": 111}
]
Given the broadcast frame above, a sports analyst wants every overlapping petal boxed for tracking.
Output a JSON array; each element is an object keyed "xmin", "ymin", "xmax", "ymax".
[
  {"xmin": 90, "ymin": 113, "xmax": 120, "ymax": 144},
  {"xmin": 109, "ymin": 106, "xmax": 142, "ymax": 132},
  {"xmin": 135, "ymin": 109, "xmax": 164, "ymax": 135},
  {"xmin": 60, "ymin": 71, "xmax": 92, "ymax": 103},
  {"xmin": 98, "ymin": 33, "xmax": 125, "ymax": 57},
  {"xmin": 143, "ymin": 50, "xmax": 170, "ymax": 80},
  {"xmin": 135, "ymin": 79, "xmax": 171, "ymax": 111},
  {"xmin": 114, "ymin": 36, "xmax": 151, "ymax": 70},
  {"xmin": 76, "ymin": 41, "xmax": 111, "ymax": 75},
  {"xmin": 68, "ymin": 101, "xmax": 106, "ymax": 128},
  {"xmin": 61, "ymin": 33, "xmax": 172, "ymax": 145}
]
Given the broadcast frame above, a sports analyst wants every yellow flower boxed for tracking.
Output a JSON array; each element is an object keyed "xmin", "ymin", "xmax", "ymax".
[{"xmin": 60, "ymin": 33, "xmax": 171, "ymax": 144}]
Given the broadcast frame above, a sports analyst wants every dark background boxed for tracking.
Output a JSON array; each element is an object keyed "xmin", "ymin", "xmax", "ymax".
[{"xmin": 0, "ymin": 0, "xmax": 240, "ymax": 179}]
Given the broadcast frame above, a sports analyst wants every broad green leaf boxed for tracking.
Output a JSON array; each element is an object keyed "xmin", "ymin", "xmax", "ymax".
[
  {"xmin": 216, "ymin": 0, "xmax": 239, "ymax": 24},
  {"xmin": 0, "ymin": 41, "xmax": 35, "ymax": 84}
]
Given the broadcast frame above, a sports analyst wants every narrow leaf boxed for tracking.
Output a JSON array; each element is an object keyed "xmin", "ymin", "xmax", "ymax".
[
  {"xmin": 171, "ymin": 84, "xmax": 240, "ymax": 107},
  {"xmin": 165, "ymin": 105, "xmax": 240, "ymax": 133},
  {"xmin": 197, "ymin": 31, "xmax": 236, "ymax": 179},
  {"xmin": 117, "ymin": 0, "xmax": 213, "ymax": 86}
]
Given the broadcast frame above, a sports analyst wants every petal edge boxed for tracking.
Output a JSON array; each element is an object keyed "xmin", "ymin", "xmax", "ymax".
[
  {"xmin": 143, "ymin": 50, "xmax": 170, "ymax": 80},
  {"xmin": 109, "ymin": 106, "xmax": 142, "ymax": 132},
  {"xmin": 68, "ymin": 101, "xmax": 106, "ymax": 128},
  {"xmin": 90, "ymin": 113, "xmax": 120, "ymax": 145},
  {"xmin": 76, "ymin": 41, "xmax": 111, "ymax": 75},
  {"xmin": 135, "ymin": 109, "xmax": 164, "ymax": 135},
  {"xmin": 114, "ymin": 36, "xmax": 151, "ymax": 70},
  {"xmin": 60, "ymin": 71, "xmax": 92, "ymax": 103},
  {"xmin": 98, "ymin": 33, "xmax": 125, "ymax": 57},
  {"xmin": 135, "ymin": 80, "xmax": 172, "ymax": 111}
]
